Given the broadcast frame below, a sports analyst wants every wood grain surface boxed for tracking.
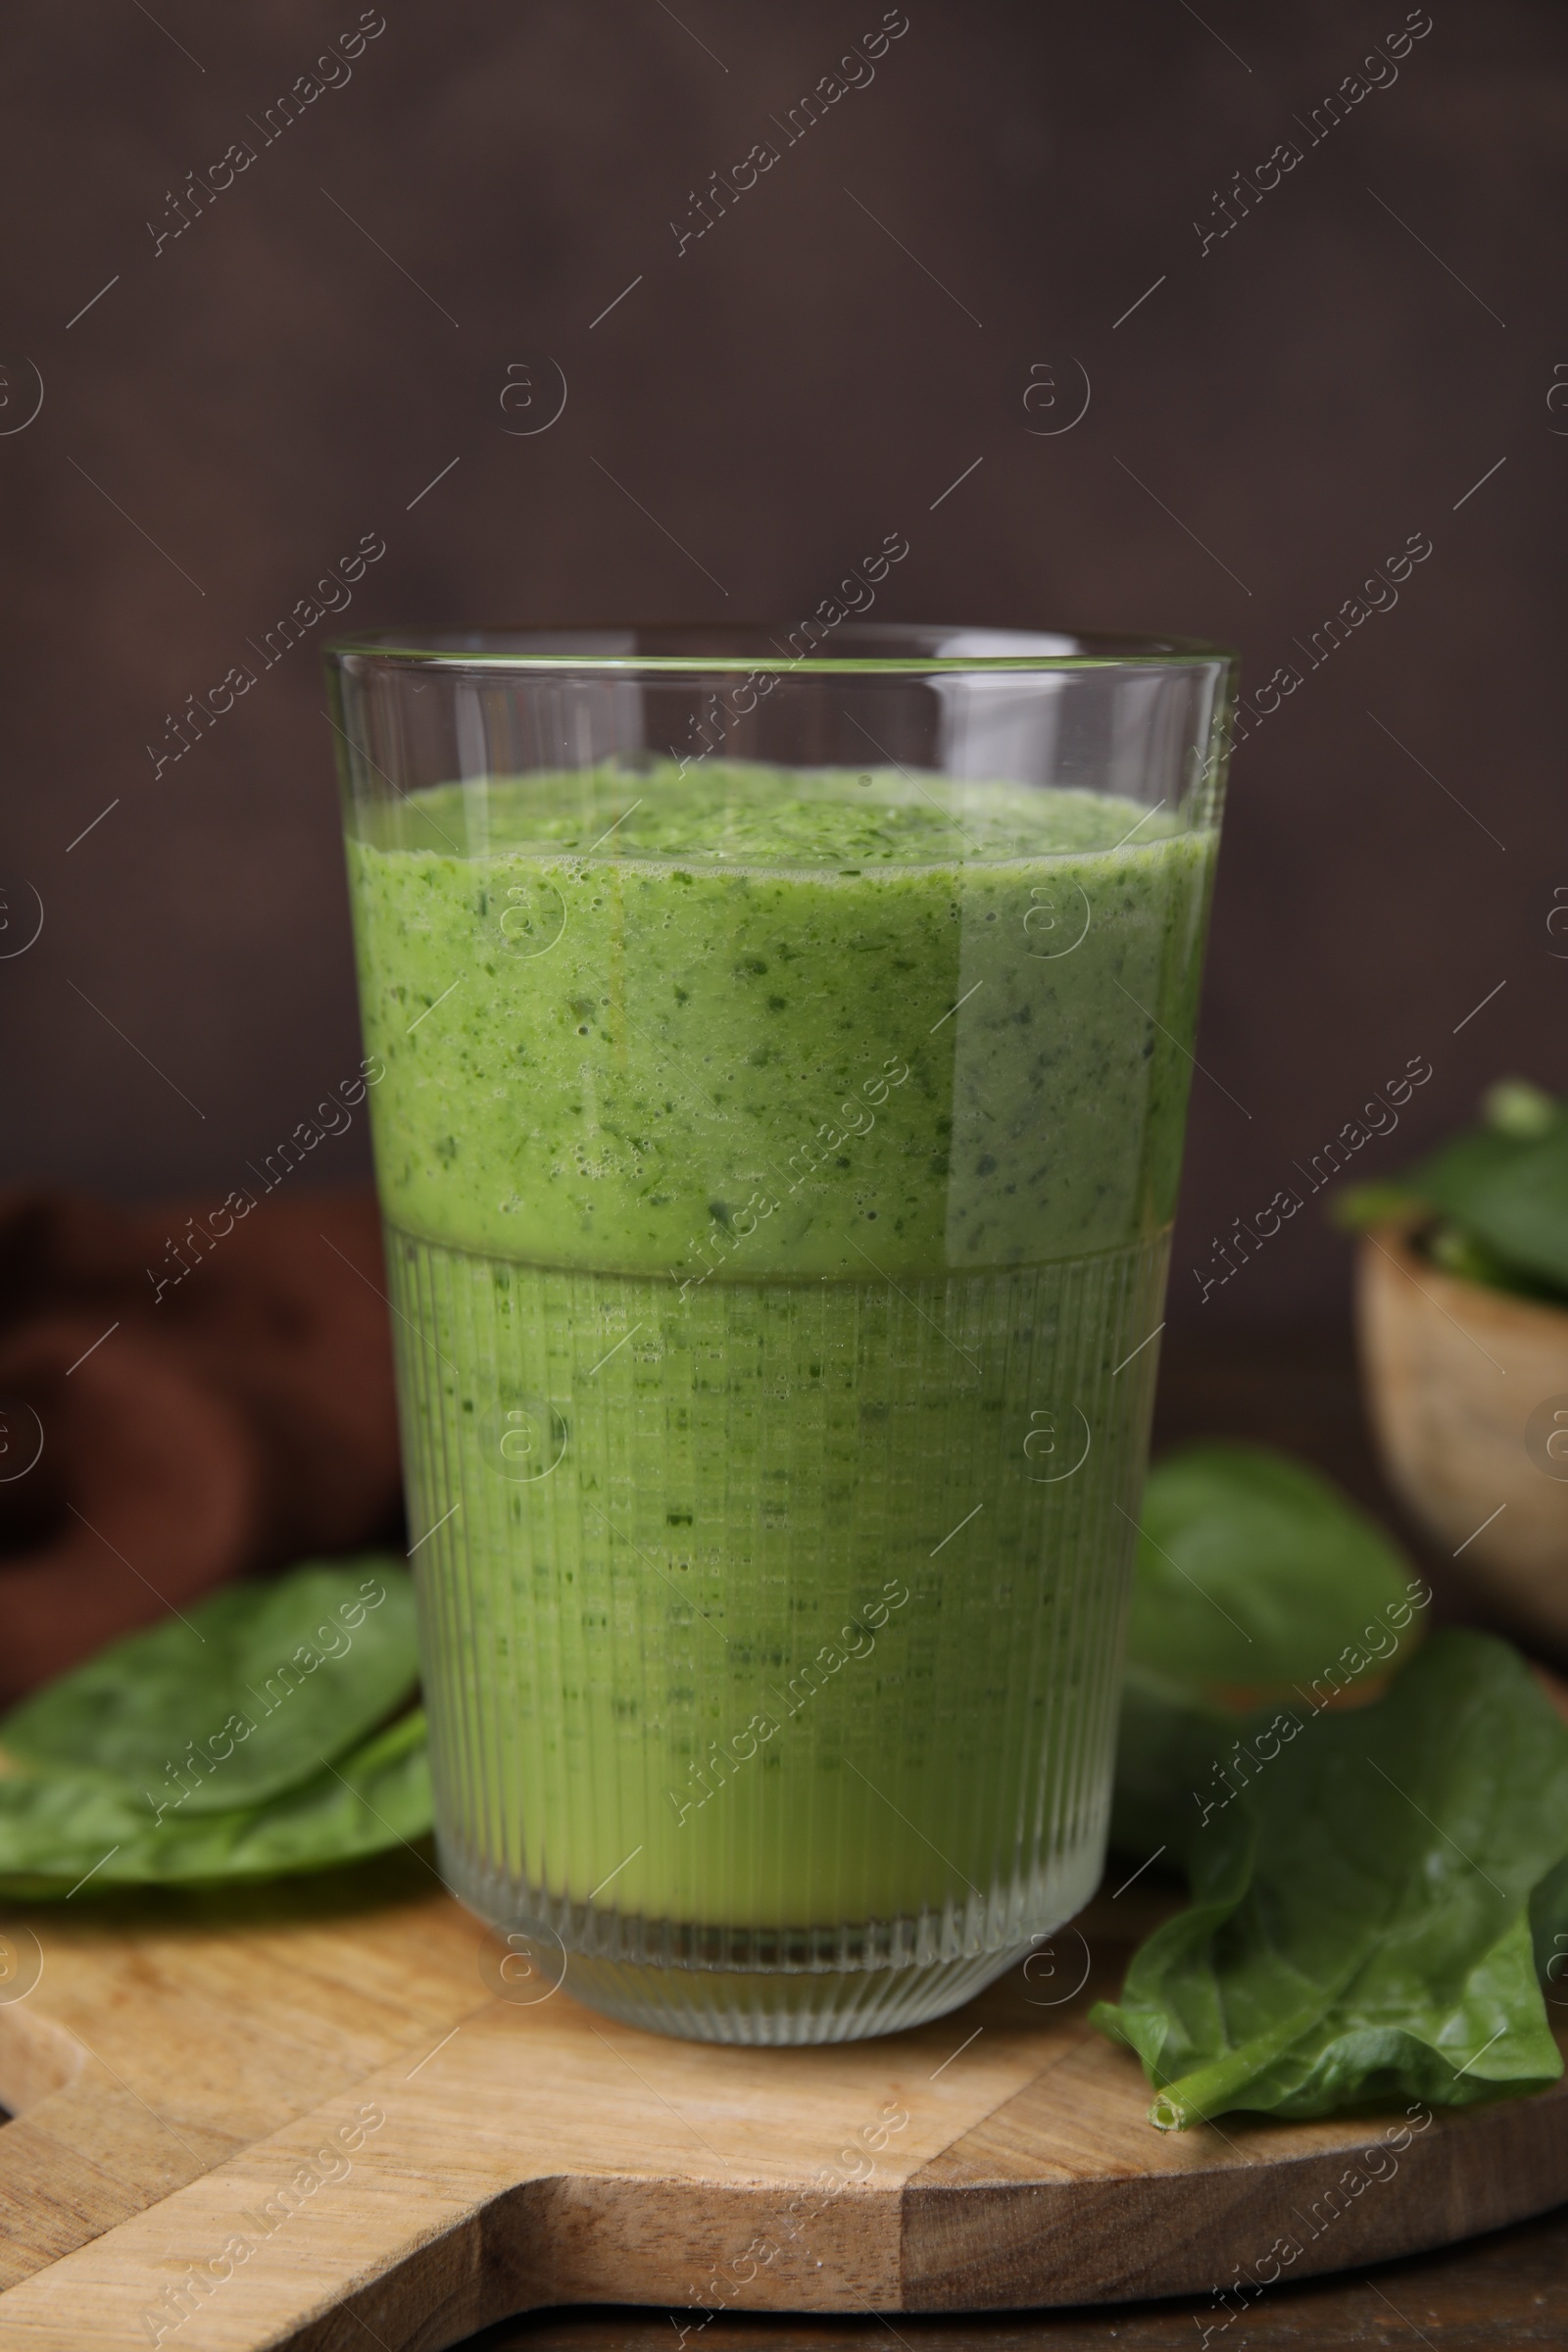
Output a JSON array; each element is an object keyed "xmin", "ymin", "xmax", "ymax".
[
  {"xmin": 468, "ymin": 2197, "xmax": 1568, "ymax": 2352},
  {"xmin": 0, "ymin": 1866, "xmax": 1565, "ymax": 2352},
  {"xmin": 1358, "ymin": 1227, "xmax": 1568, "ymax": 1650}
]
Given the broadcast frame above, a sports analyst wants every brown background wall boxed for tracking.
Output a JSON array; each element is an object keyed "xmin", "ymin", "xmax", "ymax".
[{"xmin": 2, "ymin": 0, "xmax": 1561, "ymax": 1326}]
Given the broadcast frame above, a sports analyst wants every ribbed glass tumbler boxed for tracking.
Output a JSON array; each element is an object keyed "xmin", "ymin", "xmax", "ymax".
[{"xmin": 325, "ymin": 624, "xmax": 1234, "ymax": 2043}]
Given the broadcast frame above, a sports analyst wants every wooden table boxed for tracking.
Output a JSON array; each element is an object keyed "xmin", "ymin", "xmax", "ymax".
[{"xmin": 458, "ymin": 1326, "xmax": 1568, "ymax": 2352}]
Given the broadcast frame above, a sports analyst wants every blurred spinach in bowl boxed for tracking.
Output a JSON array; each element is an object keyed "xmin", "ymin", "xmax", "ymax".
[{"xmin": 1335, "ymin": 1077, "xmax": 1568, "ymax": 1302}]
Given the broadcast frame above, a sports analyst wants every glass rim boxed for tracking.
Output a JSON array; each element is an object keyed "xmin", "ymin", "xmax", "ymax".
[{"xmin": 324, "ymin": 622, "xmax": 1237, "ymax": 677}]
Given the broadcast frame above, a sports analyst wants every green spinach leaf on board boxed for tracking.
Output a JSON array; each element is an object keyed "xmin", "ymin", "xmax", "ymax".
[
  {"xmin": 1096, "ymin": 1633, "xmax": 1568, "ymax": 2128},
  {"xmin": 0, "ymin": 1708, "xmax": 432, "ymax": 1896},
  {"xmin": 1130, "ymin": 1444, "xmax": 1423, "ymax": 1703},
  {"xmin": 0, "ymin": 1559, "xmax": 418, "ymax": 1813}
]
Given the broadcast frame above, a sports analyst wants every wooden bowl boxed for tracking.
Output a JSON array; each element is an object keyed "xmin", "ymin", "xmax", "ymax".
[{"xmin": 1357, "ymin": 1226, "xmax": 1568, "ymax": 1650}]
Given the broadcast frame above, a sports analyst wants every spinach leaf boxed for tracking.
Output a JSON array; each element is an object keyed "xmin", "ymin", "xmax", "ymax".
[
  {"xmin": 1109, "ymin": 1665, "xmax": 1236, "ymax": 1867},
  {"xmin": 1404, "ymin": 1124, "xmax": 1527, "ymax": 1212},
  {"xmin": 1530, "ymin": 1850, "xmax": 1568, "ymax": 1999},
  {"xmin": 1130, "ymin": 1444, "xmax": 1423, "ymax": 1703},
  {"xmin": 1419, "ymin": 1123, "xmax": 1568, "ymax": 1294},
  {"xmin": 1096, "ymin": 1633, "xmax": 1568, "ymax": 2128},
  {"xmin": 1482, "ymin": 1078, "xmax": 1566, "ymax": 1142},
  {"xmin": 1329, "ymin": 1177, "xmax": 1429, "ymax": 1231},
  {"xmin": 0, "ymin": 1558, "xmax": 419, "ymax": 1812},
  {"xmin": 0, "ymin": 1708, "xmax": 432, "ymax": 1896},
  {"xmin": 1333, "ymin": 1079, "xmax": 1568, "ymax": 1299}
]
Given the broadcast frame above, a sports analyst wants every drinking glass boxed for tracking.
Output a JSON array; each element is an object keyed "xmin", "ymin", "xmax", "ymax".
[{"xmin": 325, "ymin": 624, "xmax": 1234, "ymax": 2044}]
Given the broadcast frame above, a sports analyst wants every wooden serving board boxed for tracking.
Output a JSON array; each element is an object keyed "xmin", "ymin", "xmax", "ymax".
[{"xmin": 0, "ymin": 1862, "xmax": 1565, "ymax": 2351}]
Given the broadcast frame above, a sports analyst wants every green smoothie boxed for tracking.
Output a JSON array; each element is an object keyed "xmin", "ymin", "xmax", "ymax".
[{"xmin": 344, "ymin": 761, "xmax": 1214, "ymax": 1968}]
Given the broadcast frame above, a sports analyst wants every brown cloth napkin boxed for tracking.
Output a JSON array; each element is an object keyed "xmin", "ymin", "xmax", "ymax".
[{"xmin": 0, "ymin": 1186, "xmax": 401, "ymax": 1701}]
